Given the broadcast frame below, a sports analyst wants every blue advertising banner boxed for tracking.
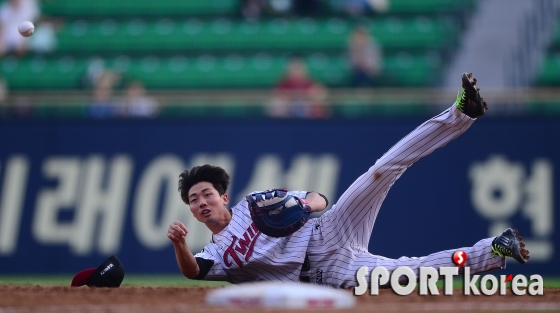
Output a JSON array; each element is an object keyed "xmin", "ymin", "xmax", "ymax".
[{"xmin": 0, "ymin": 113, "xmax": 558, "ymax": 278}]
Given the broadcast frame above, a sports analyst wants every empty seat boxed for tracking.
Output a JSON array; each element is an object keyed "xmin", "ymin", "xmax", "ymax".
[
  {"xmin": 54, "ymin": 17, "xmax": 457, "ymax": 54},
  {"xmin": 387, "ymin": 0, "xmax": 476, "ymax": 14},
  {"xmin": 41, "ymin": 0, "xmax": 238, "ymax": 17},
  {"xmin": 1, "ymin": 53, "xmax": 442, "ymax": 89},
  {"xmin": 1, "ymin": 56, "xmax": 87, "ymax": 89},
  {"xmin": 536, "ymin": 54, "xmax": 560, "ymax": 86},
  {"xmin": 40, "ymin": 0, "xmax": 475, "ymax": 17}
]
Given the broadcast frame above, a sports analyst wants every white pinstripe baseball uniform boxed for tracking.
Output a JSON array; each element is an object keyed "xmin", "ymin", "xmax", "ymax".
[
  {"xmin": 194, "ymin": 190, "xmax": 314, "ymax": 283},
  {"xmin": 193, "ymin": 104, "xmax": 504, "ymax": 286}
]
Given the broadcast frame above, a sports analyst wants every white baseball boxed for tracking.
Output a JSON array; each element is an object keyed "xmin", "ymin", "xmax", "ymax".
[{"xmin": 18, "ymin": 21, "xmax": 35, "ymax": 37}]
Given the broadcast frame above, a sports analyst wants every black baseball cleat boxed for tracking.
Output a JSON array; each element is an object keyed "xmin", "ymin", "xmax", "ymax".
[
  {"xmin": 455, "ymin": 72, "xmax": 488, "ymax": 118},
  {"xmin": 491, "ymin": 228, "xmax": 530, "ymax": 264}
]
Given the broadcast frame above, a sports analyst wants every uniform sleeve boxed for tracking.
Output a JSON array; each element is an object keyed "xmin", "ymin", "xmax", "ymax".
[
  {"xmin": 193, "ymin": 246, "xmax": 229, "ymax": 281},
  {"xmin": 194, "ymin": 257, "xmax": 214, "ymax": 280}
]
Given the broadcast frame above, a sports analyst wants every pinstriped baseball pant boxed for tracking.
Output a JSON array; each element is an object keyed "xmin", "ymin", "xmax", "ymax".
[{"xmin": 305, "ymin": 105, "xmax": 505, "ymax": 288}]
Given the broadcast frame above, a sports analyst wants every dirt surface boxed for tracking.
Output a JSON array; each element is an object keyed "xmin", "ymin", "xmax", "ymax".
[{"xmin": 1, "ymin": 286, "xmax": 559, "ymax": 313}]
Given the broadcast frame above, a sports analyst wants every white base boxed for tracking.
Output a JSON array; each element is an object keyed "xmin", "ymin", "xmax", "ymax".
[{"xmin": 206, "ymin": 281, "xmax": 356, "ymax": 309}]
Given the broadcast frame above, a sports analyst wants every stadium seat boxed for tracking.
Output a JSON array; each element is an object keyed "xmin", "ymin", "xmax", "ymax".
[
  {"xmin": 536, "ymin": 54, "xmax": 560, "ymax": 86},
  {"xmin": 0, "ymin": 0, "xmax": 474, "ymax": 93},
  {"xmin": 533, "ymin": 18, "xmax": 560, "ymax": 87},
  {"xmin": 551, "ymin": 23, "xmax": 560, "ymax": 49},
  {"xmin": 1, "ymin": 56, "xmax": 87, "ymax": 89},
  {"xmin": 39, "ymin": 0, "xmax": 474, "ymax": 17},
  {"xmin": 1, "ymin": 53, "xmax": 441, "ymax": 90},
  {"xmin": 387, "ymin": 0, "xmax": 476, "ymax": 14},
  {"xmin": 40, "ymin": 0, "xmax": 238, "ymax": 17},
  {"xmin": 54, "ymin": 17, "xmax": 456, "ymax": 54}
]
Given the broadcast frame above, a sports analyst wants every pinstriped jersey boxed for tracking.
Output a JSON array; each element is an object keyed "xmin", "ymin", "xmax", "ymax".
[
  {"xmin": 194, "ymin": 190, "xmax": 313, "ymax": 284},
  {"xmin": 194, "ymin": 105, "xmax": 505, "ymax": 288}
]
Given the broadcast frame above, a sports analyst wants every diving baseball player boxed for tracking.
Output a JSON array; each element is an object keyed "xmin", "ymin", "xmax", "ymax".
[{"xmin": 167, "ymin": 73, "xmax": 530, "ymax": 287}]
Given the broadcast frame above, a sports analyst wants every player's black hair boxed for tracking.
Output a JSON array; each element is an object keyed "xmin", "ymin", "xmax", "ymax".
[{"xmin": 178, "ymin": 165, "xmax": 230, "ymax": 205}]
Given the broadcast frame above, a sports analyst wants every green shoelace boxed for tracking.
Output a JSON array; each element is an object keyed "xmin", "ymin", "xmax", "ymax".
[
  {"xmin": 456, "ymin": 89, "xmax": 467, "ymax": 110},
  {"xmin": 491, "ymin": 244, "xmax": 511, "ymax": 258}
]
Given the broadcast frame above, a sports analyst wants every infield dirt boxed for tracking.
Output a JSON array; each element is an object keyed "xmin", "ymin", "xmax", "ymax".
[{"xmin": 0, "ymin": 285, "xmax": 559, "ymax": 312}]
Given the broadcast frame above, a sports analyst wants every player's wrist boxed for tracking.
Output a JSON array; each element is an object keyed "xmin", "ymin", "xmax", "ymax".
[
  {"xmin": 172, "ymin": 238, "xmax": 188, "ymax": 248},
  {"xmin": 305, "ymin": 192, "xmax": 328, "ymax": 212}
]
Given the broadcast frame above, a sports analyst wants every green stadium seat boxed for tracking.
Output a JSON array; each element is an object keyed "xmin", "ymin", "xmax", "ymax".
[
  {"xmin": 1, "ymin": 53, "xmax": 442, "ymax": 89},
  {"xmin": 387, "ymin": 0, "xmax": 476, "ymax": 14},
  {"xmin": 551, "ymin": 24, "xmax": 560, "ymax": 49},
  {"xmin": 122, "ymin": 54, "xmax": 288, "ymax": 88},
  {"xmin": 1, "ymin": 56, "xmax": 88, "ymax": 89},
  {"xmin": 54, "ymin": 17, "xmax": 457, "ymax": 54},
  {"xmin": 525, "ymin": 102, "xmax": 560, "ymax": 115},
  {"xmin": 39, "ymin": 0, "xmax": 474, "ymax": 17},
  {"xmin": 368, "ymin": 17, "xmax": 457, "ymax": 50},
  {"xmin": 40, "ymin": 0, "xmax": 238, "ymax": 17},
  {"xmin": 0, "ymin": 0, "xmax": 479, "ymax": 118},
  {"xmin": 536, "ymin": 54, "xmax": 560, "ymax": 86}
]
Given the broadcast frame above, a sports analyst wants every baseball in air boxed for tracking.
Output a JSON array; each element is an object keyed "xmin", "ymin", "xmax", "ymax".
[{"xmin": 18, "ymin": 21, "xmax": 35, "ymax": 37}]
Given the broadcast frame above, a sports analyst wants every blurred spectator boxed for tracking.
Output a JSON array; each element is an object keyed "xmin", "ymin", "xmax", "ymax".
[
  {"xmin": 83, "ymin": 58, "xmax": 108, "ymax": 89},
  {"xmin": 268, "ymin": 57, "xmax": 330, "ymax": 118},
  {"xmin": 0, "ymin": 75, "xmax": 7, "ymax": 106},
  {"xmin": 89, "ymin": 71, "xmax": 120, "ymax": 118},
  {"xmin": 0, "ymin": 75, "xmax": 8, "ymax": 118},
  {"xmin": 368, "ymin": 0, "xmax": 388, "ymax": 13},
  {"xmin": 240, "ymin": 0, "xmax": 293, "ymax": 19},
  {"xmin": 348, "ymin": 26, "xmax": 382, "ymax": 88},
  {"xmin": 240, "ymin": 0, "xmax": 267, "ymax": 20},
  {"xmin": 0, "ymin": 0, "xmax": 40, "ymax": 56},
  {"xmin": 12, "ymin": 95, "xmax": 32, "ymax": 118},
  {"xmin": 346, "ymin": 0, "xmax": 372, "ymax": 16},
  {"xmin": 29, "ymin": 17, "xmax": 58, "ymax": 54},
  {"xmin": 329, "ymin": 0, "xmax": 387, "ymax": 16},
  {"xmin": 118, "ymin": 81, "xmax": 159, "ymax": 118},
  {"xmin": 240, "ymin": 0, "xmax": 329, "ymax": 19}
]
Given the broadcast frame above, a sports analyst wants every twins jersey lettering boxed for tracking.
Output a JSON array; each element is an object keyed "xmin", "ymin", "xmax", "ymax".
[
  {"xmin": 195, "ymin": 105, "xmax": 505, "ymax": 287},
  {"xmin": 222, "ymin": 223, "xmax": 261, "ymax": 268}
]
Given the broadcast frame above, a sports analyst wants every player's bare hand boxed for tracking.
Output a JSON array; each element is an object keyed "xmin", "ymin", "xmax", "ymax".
[
  {"xmin": 306, "ymin": 192, "xmax": 328, "ymax": 213},
  {"xmin": 167, "ymin": 221, "xmax": 188, "ymax": 244}
]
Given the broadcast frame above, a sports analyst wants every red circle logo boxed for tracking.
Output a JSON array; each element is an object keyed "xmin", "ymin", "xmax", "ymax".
[{"xmin": 452, "ymin": 250, "xmax": 468, "ymax": 266}]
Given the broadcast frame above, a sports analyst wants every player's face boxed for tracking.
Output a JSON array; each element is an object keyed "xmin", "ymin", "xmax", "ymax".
[{"xmin": 188, "ymin": 182, "xmax": 229, "ymax": 225}]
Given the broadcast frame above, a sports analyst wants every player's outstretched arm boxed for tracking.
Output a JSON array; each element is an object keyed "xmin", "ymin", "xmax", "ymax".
[{"xmin": 167, "ymin": 221, "xmax": 200, "ymax": 279}]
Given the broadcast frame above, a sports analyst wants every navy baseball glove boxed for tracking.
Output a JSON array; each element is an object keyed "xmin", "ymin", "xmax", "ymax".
[{"xmin": 245, "ymin": 188, "xmax": 312, "ymax": 238}]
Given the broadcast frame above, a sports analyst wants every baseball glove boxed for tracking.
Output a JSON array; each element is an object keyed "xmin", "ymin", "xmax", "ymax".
[{"xmin": 245, "ymin": 188, "xmax": 312, "ymax": 238}]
